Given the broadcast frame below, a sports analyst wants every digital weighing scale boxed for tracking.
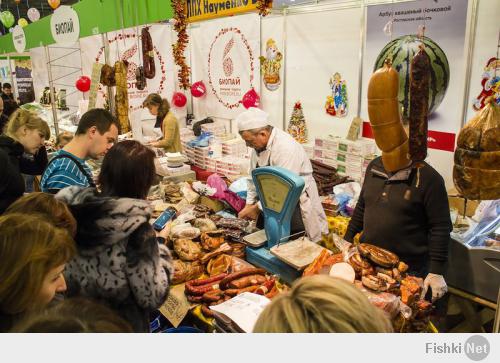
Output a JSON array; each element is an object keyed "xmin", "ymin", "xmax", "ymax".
[{"xmin": 244, "ymin": 166, "xmax": 308, "ymax": 284}]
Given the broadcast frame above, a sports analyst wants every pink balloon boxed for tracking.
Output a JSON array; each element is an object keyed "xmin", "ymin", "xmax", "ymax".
[
  {"xmin": 172, "ymin": 92, "xmax": 187, "ymax": 108},
  {"xmin": 241, "ymin": 89, "xmax": 260, "ymax": 109},
  {"xmin": 190, "ymin": 81, "xmax": 206, "ymax": 98},
  {"xmin": 75, "ymin": 76, "xmax": 91, "ymax": 92}
]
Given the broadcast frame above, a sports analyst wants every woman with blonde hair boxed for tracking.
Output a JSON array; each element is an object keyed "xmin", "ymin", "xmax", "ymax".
[
  {"xmin": 6, "ymin": 192, "xmax": 77, "ymax": 237},
  {"xmin": 253, "ymin": 275, "xmax": 393, "ymax": 333},
  {"xmin": 0, "ymin": 213, "xmax": 75, "ymax": 332},
  {"xmin": 143, "ymin": 93, "xmax": 181, "ymax": 152},
  {"xmin": 0, "ymin": 109, "xmax": 50, "ymax": 212}
]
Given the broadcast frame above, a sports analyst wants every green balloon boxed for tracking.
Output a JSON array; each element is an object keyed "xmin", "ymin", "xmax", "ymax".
[{"xmin": 0, "ymin": 11, "xmax": 15, "ymax": 29}]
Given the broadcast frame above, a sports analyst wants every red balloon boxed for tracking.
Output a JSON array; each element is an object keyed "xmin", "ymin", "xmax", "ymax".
[
  {"xmin": 172, "ymin": 92, "xmax": 187, "ymax": 108},
  {"xmin": 190, "ymin": 81, "xmax": 206, "ymax": 98},
  {"xmin": 75, "ymin": 76, "xmax": 91, "ymax": 92},
  {"xmin": 241, "ymin": 89, "xmax": 260, "ymax": 109}
]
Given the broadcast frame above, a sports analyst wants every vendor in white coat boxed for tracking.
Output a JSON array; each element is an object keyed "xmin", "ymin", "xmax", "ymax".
[{"xmin": 236, "ymin": 108, "xmax": 328, "ymax": 242}]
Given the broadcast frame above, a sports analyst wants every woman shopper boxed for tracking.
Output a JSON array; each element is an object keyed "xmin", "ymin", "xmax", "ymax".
[
  {"xmin": 6, "ymin": 192, "xmax": 77, "ymax": 237},
  {"xmin": 143, "ymin": 93, "xmax": 182, "ymax": 152},
  {"xmin": 56, "ymin": 140, "xmax": 173, "ymax": 332},
  {"xmin": 0, "ymin": 213, "xmax": 75, "ymax": 332},
  {"xmin": 254, "ymin": 275, "xmax": 392, "ymax": 333},
  {"xmin": 0, "ymin": 109, "xmax": 50, "ymax": 213},
  {"xmin": 13, "ymin": 297, "xmax": 133, "ymax": 333}
]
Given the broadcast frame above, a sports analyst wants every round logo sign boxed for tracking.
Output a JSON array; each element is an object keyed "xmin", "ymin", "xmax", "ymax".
[
  {"xmin": 50, "ymin": 5, "xmax": 80, "ymax": 45},
  {"xmin": 207, "ymin": 27, "xmax": 256, "ymax": 110},
  {"xmin": 12, "ymin": 25, "xmax": 26, "ymax": 53}
]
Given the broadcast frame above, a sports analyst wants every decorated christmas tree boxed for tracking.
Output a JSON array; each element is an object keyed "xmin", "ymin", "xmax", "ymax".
[{"xmin": 287, "ymin": 101, "xmax": 308, "ymax": 144}]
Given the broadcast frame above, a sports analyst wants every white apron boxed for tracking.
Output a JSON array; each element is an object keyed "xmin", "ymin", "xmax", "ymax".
[{"xmin": 246, "ymin": 128, "xmax": 328, "ymax": 242}]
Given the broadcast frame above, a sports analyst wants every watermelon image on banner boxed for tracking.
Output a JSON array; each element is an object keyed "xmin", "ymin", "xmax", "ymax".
[{"xmin": 374, "ymin": 35, "xmax": 450, "ymax": 122}]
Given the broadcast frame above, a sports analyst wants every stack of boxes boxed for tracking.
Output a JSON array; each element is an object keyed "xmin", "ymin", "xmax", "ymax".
[
  {"xmin": 222, "ymin": 138, "xmax": 247, "ymax": 158},
  {"xmin": 180, "ymin": 125, "xmax": 250, "ymax": 178},
  {"xmin": 201, "ymin": 123, "xmax": 227, "ymax": 138},
  {"xmin": 313, "ymin": 137, "xmax": 378, "ymax": 182},
  {"xmin": 302, "ymin": 144, "xmax": 314, "ymax": 159},
  {"xmin": 216, "ymin": 156, "xmax": 250, "ymax": 178}
]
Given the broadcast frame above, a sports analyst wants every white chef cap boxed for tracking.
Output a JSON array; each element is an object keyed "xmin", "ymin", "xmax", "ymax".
[{"xmin": 236, "ymin": 107, "xmax": 269, "ymax": 132}]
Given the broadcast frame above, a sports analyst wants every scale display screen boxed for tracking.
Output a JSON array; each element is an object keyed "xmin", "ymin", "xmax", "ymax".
[{"xmin": 255, "ymin": 174, "xmax": 291, "ymax": 213}]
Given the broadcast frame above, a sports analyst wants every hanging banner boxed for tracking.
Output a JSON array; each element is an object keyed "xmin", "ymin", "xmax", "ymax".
[
  {"xmin": 14, "ymin": 59, "xmax": 35, "ymax": 105},
  {"xmin": 187, "ymin": 0, "xmax": 261, "ymax": 22},
  {"xmin": 79, "ymin": 24, "xmax": 176, "ymax": 112},
  {"xmin": 361, "ymin": 0, "xmax": 468, "ymax": 153},
  {"xmin": 198, "ymin": 13, "xmax": 260, "ymax": 118}
]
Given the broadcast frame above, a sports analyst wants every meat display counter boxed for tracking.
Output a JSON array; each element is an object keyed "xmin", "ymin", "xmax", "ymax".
[{"xmin": 446, "ymin": 214, "xmax": 500, "ymax": 303}]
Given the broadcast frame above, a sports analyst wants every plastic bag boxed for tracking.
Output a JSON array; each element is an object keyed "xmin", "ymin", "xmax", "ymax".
[
  {"xmin": 229, "ymin": 177, "xmax": 248, "ymax": 200},
  {"xmin": 333, "ymin": 182, "xmax": 361, "ymax": 216},
  {"xmin": 180, "ymin": 182, "xmax": 200, "ymax": 204},
  {"xmin": 354, "ymin": 281, "xmax": 411, "ymax": 319},
  {"xmin": 193, "ymin": 218, "xmax": 217, "ymax": 232},
  {"xmin": 206, "ymin": 174, "xmax": 228, "ymax": 199},
  {"xmin": 170, "ymin": 223, "xmax": 201, "ymax": 239},
  {"xmin": 207, "ymin": 174, "xmax": 245, "ymax": 212},
  {"xmin": 192, "ymin": 181, "xmax": 217, "ymax": 197}
]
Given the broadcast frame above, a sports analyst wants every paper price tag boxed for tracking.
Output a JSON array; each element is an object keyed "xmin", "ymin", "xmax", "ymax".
[
  {"xmin": 159, "ymin": 284, "xmax": 190, "ymax": 328},
  {"xmin": 346, "ymin": 117, "xmax": 362, "ymax": 141}
]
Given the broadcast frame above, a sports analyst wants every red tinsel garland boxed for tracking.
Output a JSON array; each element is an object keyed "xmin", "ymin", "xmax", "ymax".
[
  {"xmin": 257, "ymin": 0, "xmax": 273, "ymax": 16},
  {"xmin": 172, "ymin": 0, "xmax": 191, "ymax": 90}
]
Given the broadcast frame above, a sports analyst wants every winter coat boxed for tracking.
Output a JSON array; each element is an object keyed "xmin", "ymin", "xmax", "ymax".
[
  {"xmin": 0, "ymin": 135, "xmax": 48, "ymax": 213},
  {"xmin": 56, "ymin": 186, "xmax": 173, "ymax": 332}
]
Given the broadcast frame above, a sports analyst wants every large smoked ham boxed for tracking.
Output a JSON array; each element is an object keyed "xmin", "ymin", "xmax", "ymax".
[
  {"xmin": 453, "ymin": 98, "xmax": 500, "ymax": 200},
  {"xmin": 114, "ymin": 61, "xmax": 130, "ymax": 133},
  {"xmin": 368, "ymin": 59, "xmax": 411, "ymax": 172},
  {"xmin": 409, "ymin": 46, "xmax": 431, "ymax": 162}
]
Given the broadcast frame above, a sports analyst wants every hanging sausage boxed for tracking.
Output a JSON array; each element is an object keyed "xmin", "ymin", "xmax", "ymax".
[
  {"xmin": 142, "ymin": 27, "xmax": 156, "ymax": 79},
  {"xmin": 367, "ymin": 59, "xmax": 411, "ymax": 172},
  {"xmin": 114, "ymin": 61, "xmax": 130, "ymax": 133},
  {"xmin": 409, "ymin": 45, "xmax": 431, "ymax": 162}
]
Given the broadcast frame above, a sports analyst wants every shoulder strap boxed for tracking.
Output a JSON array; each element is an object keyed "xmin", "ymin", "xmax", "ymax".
[{"xmin": 46, "ymin": 153, "xmax": 96, "ymax": 187}]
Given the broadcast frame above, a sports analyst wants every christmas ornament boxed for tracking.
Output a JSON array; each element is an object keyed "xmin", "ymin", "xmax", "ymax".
[
  {"xmin": 27, "ymin": 8, "xmax": 41, "ymax": 22},
  {"xmin": 171, "ymin": 0, "xmax": 190, "ymax": 90},
  {"xmin": 260, "ymin": 38, "xmax": 283, "ymax": 91},
  {"xmin": 325, "ymin": 72, "xmax": 348, "ymax": 117},
  {"xmin": 191, "ymin": 81, "xmax": 206, "ymax": 98},
  {"xmin": 18, "ymin": 18, "xmax": 28, "ymax": 27},
  {"xmin": 472, "ymin": 57, "xmax": 500, "ymax": 111},
  {"xmin": 48, "ymin": 0, "xmax": 60, "ymax": 10},
  {"xmin": 75, "ymin": 76, "xmax": 91, "ymax": 92},
  {"xmin": 0, "ymin": 11, "xmax": 15, "ymax": 28},
  {"xmin": 172, "ymin": 92, "xmax": 187, "ymax": 108},
  {"xmin": 241, "ymin": 89, "xmax": 260, "ymax": 109},
  {"xmin": 287, "ymin": 101, "xmax": 308, "ymax": 144}
]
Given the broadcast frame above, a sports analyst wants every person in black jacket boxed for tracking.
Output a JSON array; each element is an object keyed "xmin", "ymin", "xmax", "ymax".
[
  {"xmin": 0, "ymin": 98, "xmax": 9, "ymax": 134},
  {"xmin": 0, "ymin": 109, "xmax": 50, "ymax": 213},
  {"xmin": 344, "ymin": 157, "xmax": 452, "ymax": 302},
  {"xmin": 1, "ymin": 83, "xmax": 19, "ymax": 118}
]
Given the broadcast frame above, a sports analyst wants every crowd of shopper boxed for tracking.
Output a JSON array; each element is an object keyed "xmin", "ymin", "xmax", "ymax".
[{"xmin": 0, "ymin": 106, "xmax": 393, "ymax": 334}]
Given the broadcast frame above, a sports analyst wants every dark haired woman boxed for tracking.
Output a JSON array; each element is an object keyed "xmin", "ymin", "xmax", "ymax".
[
  {"xmin": 56, "ymin": 140, "xmax": 172, "ymax": 332},
  {"xmin": 143, "ymin": 93, "xmax": 182, "ymax": 152}
]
